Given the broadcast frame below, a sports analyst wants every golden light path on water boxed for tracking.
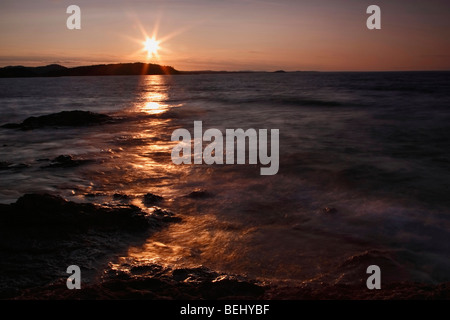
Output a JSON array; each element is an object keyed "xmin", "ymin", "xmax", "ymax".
[
  {"xmin": 89, "ymin": 75, "xmax": 365, "ymax": 283},
  {"xmin": 135, "ymin": 77, "xmax": 172, "ymax": 115},
  {"xmin": 83, "ymin": 75, "xmax": 259, "ymax": 278},
  {"xmin": 83, "ymin": 75, "xmax": 278, "ymax": 280}
]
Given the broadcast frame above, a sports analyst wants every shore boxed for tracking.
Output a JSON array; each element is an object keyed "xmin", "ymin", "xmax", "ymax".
[{"xmin": 1, "ymin": 193, "xmax": 449, "ymax": 300}]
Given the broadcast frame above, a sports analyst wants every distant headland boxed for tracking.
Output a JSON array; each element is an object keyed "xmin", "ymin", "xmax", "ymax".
[
  {"xmin": 0, "ymin": 63, "xmax": 180, "ymax": 78},
  {"xmin": 0, "ymin": 63, "xmax": 273, "ymax": 78}
]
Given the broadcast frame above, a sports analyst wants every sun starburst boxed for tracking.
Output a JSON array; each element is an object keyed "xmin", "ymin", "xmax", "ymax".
[{"xmin": 143, "ymin": 37, "xmax": 160, "ymax": 58}]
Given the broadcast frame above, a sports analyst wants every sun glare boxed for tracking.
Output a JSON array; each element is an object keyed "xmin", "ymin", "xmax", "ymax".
[
  {"xmin": 143, "ymin": 37, "xmax": 160, "ymax": 57},
  {"xmin": 129, "ymin": 16, "xmax": 191, "ymax": 62}
]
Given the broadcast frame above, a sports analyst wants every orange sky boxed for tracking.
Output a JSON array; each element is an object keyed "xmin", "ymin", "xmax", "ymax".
[{"xmin": 1, "ymin": 0, "xmax": 449, "ymax": 71}]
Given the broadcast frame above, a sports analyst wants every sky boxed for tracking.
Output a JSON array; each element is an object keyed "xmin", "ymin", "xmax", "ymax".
[{"xmin": 0, "ymin": 0, "xmax": 449, "ymax": 71}]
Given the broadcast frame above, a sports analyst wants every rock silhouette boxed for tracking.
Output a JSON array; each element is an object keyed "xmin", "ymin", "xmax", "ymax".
[{"xmin": 1, "ymin": 110, "xmax": 112, "ymax": 130}]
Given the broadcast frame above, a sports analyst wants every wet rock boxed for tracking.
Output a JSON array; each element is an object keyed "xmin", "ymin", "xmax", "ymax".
[
  {"xmin": 113, "ymin": 193, "xmax": 130, "ymax": 201},
  {"xmin": 171, "ymin": 266, "xmax": 214, "ymax": 282},
  {"xmin": 14, "ymin": 272, "xmax": 450, "ymax": 300},
  {"xmin": 184, "ymin": 189, "xmax": 213, "ymax": 199},
  {"xmin": 0, "ymin": 193, "xmax": 182, "ymax": 299},
  {"xmin": 53, "ymin": 155, "xmax": 72, "ymax": 163},
  {"xmin": 129, "ymin": 264, "xmax": 165, "ymax": 276},
  {"xmin": 143, "ymin": 193, "xmax": 164, "ymax": 206},
  {"xmin": 152, "ymin": 208, "xmax": 182, "ymax": 223},
  {"xmin": 84, "ymin": 192, "xmax": 106, "ymax": 198},
  {"xmin": 14, "ymin": 264, "xmax": 266, "ymax": 300},
  {"xmin": 0, "ymin": 162, "xmax": 29, "ymax": 170},
  {"xmin": 8, "ymin": 256, "xmax": 450, "ymax": 300},
  {"xmin": 0, "ymin": 161, "xmax": 12, "ymax": 170},
  {"xmin": 1, "ymin": 110, "xmax": 112, "ymax": 130},
  {"xmin": 44, "ymin": 155, "xmax": 92, "ymax": 168},
  {"xmin": 0, "ymin": 193, "xmax": 177, "ymax": 232}
]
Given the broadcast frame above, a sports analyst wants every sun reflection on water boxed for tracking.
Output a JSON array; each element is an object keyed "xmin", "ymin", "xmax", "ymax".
[
  {"xmin": 132, "ymin": 76, "xmax": 180, "ymax": 115},
  {"xmin": 82, "ymin": 75, "xmax": 302, "ymax": 282}
]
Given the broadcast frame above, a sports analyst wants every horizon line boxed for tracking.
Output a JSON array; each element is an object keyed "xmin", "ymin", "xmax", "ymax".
[{"xmin": 0, "ymin": 62, "xmax": 449, "ymax": 74}]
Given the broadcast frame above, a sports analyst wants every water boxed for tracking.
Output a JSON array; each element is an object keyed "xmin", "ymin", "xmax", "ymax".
[{"xmin": 1, "ymin": 72, "xmax": 449, "ymax": 288}]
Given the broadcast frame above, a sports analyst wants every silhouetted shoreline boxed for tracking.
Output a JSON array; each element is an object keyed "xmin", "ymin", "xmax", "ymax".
[
  {"xmin": 0, "ymin": 63, "xmax": 179, "ymax": 78},
  {"xmin": 1, "ymin": 64, "xmax": 446, "ymax": 78},
  {"xmin": 0, "ymin": 63, "xmax": 265, "ymax": 78}
]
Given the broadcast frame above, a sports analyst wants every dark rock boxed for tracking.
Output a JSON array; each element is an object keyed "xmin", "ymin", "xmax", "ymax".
[
  {"xmin": 152, "ymin": 208, "xmax": 182, "ymax": 223},
  {"xmin": 84, "ymin": 192, "xmax": 108, "ymax": 199},
  {"xmin": 129, "ymin": 264, "xmax": 164, "ymax": 276},
  {"xmin": 84, "ymin": 193, "xmax": 105, "ymax": 198},
  {"xmin": 0, "ymin": 162, "xmax": 29, "ymax": 170},
  {"xmin": 44, "ymin": 154, "xmax": 92, "ymax": 168},
  {"xmin": 199, "ymin": 277, "xmax": 266, "ymax": 299},
  {"xmin": 0, "ymin": 193, "xmax": 181, "ymax": 299},
  {"xmin": 185, "ymin": 189, "xmax": 213, "ymax": 199},
  {"xmin": 13, "ymin": 264, "xmax": 266, "ymax": 300},
  {"xmin": 9, "ymin": 257, "xmax": 450, "ymax": 300},
  {"xmin": 1, "ymin": 123, "xmax": 20, "ymax": 129},
  {"xmin": 0, "ymin": 161, "xmax": 12, "ymax": 170},
  {"xmin": 13, "ymin": 271, "xmax": 450, "ymax": 300},
  {"xmin": 0, "ymin": 193, "xmax": 177, "ymax": 232},
  {"xmin": 54, "ymin": 155, "xmax": 72, "ymax": 163},
  {"xmin": 1, "ymin": 110, "xmax": 112, "ymax": 130},
  {"xmin": 143, "ymin": 193, "xmax": 164, "ymax": 206},
  {"xmin": 113, "ymin": 193, "xmax": 130, "ymax": 200},
  {"xmin": 171, "ymin": 266, "xmax": 215, "ymax": 282}
]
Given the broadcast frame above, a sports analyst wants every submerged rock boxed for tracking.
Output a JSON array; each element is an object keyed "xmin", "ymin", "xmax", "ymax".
[{"xmin": 1, "ymin": 110, "xmax": 112, "ymax": 130}]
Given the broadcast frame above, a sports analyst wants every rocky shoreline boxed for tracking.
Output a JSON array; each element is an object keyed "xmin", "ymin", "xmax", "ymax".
[
  {"xmin": 0, "ymin": 193, "xmax": 179, "ymax": 299},
  {"xmin": 11, "ymin": 264, "xmax": 450, "ymax": 300},
  {"xmin": 0, "ymin": 193, "xmax": 449, "ymax": 300}
]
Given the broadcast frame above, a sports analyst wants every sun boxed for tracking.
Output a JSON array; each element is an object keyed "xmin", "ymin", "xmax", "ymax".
[
  {"xmin": 129, "ymin": 16, "xmax": 191, "ymax": 62},
  {"xmin": 143, "ymin": 37, "xmax": 160, "ymax": 57}
]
